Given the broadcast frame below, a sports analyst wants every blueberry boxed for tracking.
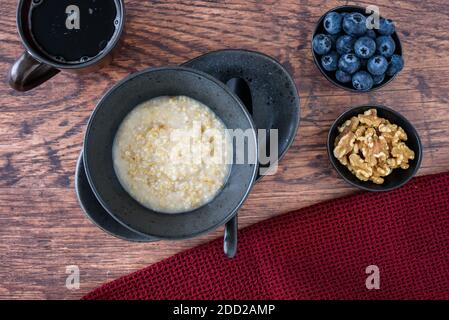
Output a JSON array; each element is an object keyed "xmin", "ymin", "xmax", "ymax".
[
  {"xmin": 335, "ymin": 69, "xmax": 352, "ymax": 83},
  {"xmin": 372, "ymin": 73, "xmax": 385, "ymax": 85},
  {"xmin": 313, "ymin": 34, "xmax": 332, "ymax": 55},
  {"xmin": 365, "ymin": 29, "xmax": 377, "ymax": 39},
  {"xmin": 378, "ymin": 18, "xmax": 395, "ymax": 36},
  {"xmin": 324, "ymin": 12, "xmax": 342, "ymax": 34},
  {"xmin": 354, "ymin": 36, "xmax": 376, "ymax": 59},
  {"xmin": 336, "ymin": 35, "xmax": 356, "ymax": 54},
  {"xmin": 367, "ymin": 55, "xmax": 388, "ymax": 76},
  {"xmin": 343, "ymin": 13, "xmax": 367, "ymax": 36},
  {"xmin": 352, "ymin": 71, "xmax": 374, "ymax": 91},
  {"xmin": 321, "ymin": 51, "xmax": 339, "ymax": 71},
  {"xmin": 386, "ymin": 54, "xmax": 404, "ymax": 76},
  {"xmin": 376, "ymin": 36, "xmax": 396, "ymax": 58},
  {"xmin": 338, "ymin": 53, "xmax": 360, "ymax": 74}
]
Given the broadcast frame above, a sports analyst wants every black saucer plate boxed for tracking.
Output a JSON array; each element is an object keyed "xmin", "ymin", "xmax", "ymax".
[
  {"xmin": 75, "ymin": 151, "xmax": 158, "ymax": 242},
  {"xmin": 183, "ymin": 49, "xmax": 300, "ymax": 179}
]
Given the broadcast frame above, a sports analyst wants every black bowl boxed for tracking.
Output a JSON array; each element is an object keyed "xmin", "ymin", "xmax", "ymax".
[
  {"xmin": 83, "ymin": 66, "xmax": 258, "ymax": 239},
  {"xmin": 327, "ymin": 105, "xmax": 422, "ymax": 191},
  {"xmin": 312, "ymin": 5, "xmax": 403, "ymax": 92}
]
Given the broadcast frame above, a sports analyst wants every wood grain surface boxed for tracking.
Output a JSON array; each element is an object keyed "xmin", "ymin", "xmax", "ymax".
[{"xmin": 1, "ymin": 0, "xmax": 448, "ymax": 299}]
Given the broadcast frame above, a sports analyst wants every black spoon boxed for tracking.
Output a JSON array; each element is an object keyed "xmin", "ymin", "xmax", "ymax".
[{"xmin": 223, "ymin": 78, "xmax": 253, "ymax": 258}]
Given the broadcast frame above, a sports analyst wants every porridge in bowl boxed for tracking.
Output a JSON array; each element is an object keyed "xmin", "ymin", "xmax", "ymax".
[{"xmin": 112, "ymin": 96, "xmax": 232, "ymax": 213}]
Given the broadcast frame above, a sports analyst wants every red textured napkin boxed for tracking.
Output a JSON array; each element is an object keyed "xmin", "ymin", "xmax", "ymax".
[{"xmin": 83, "ymin": 172, "xmax": 449, "ymax": 300}]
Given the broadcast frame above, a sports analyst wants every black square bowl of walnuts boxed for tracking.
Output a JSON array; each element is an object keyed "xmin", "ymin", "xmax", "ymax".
[{"xmin": 312, "ymin": 5, "xmax": 404, "ymax": 92}]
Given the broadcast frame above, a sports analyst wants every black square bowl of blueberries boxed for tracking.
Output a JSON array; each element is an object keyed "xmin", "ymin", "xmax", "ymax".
[{"xmin": 312, "ymin": 5, "xmax": 404, "ymax": 92}]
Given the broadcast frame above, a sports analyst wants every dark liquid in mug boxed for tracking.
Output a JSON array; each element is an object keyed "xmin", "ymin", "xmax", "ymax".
[{"xmin": 29, "ymin": 0, "xmax": 120, "ymax": 64}]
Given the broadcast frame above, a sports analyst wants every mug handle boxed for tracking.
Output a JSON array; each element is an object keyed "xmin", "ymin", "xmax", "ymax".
[
  {"xmin": 8, "ymin": 51, "xmax": 60, "ymax": 92},
  {"xmin": 224, "ymin": 214, "xmax": 238, "ymax": 258}
]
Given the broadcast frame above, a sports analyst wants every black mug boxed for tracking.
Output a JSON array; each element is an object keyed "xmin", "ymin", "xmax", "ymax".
[{"xmin": 9, "ymin": 0, "xmax": 125, "ymax": 92}]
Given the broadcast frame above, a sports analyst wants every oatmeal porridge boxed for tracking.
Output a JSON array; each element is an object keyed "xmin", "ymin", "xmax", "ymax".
[{"xmin": 112, "ymin": 96, "xmax": 232, "ymax": 213}]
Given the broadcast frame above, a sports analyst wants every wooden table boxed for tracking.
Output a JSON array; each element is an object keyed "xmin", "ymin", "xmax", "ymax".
[{"xmin": 1, "ymin": 0, "xmax": 448, "ymax": 299}]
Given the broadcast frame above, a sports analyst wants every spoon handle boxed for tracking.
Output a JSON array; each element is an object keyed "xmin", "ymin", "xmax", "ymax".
[{"xmin": 224, "ymin": 214, "xmax": 238, "ymax": 258}]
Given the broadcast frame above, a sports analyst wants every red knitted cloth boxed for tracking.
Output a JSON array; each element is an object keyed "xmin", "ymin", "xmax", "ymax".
[{"xmin": 83, "ymin": 172, "xmax": 449, "ymax": 300}]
